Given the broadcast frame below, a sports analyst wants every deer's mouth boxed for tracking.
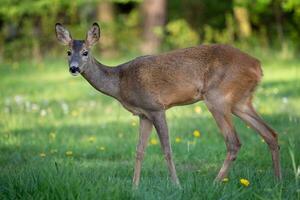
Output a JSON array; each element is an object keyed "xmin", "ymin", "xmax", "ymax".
[{"xmin": 70, "ymin": 71, "xmax": 80, "ymax": 76}]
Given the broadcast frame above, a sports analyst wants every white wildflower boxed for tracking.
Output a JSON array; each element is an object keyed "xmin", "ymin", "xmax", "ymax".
[
  {"xmin": 282, "ymin": 97, "xmax": 288, "ymax": 104},
  {"xmin": 40, "ymin": 109, "xmax": 47, "ymax": 117},
  {"xmin": 14, "ymin": 95, "xmax": 24, "ymax": 104},
  {"xmin": 61, "ymin": 102, "xmax": 69, "ymax": 114},
  {"xmin": 31, "ymin": 103, "xmax": 39, "ymax": 111}
]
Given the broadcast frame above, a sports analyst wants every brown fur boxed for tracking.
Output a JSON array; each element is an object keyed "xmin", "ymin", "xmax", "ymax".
[
  {"xmin": 55, "ymin": 23, "xmax": 281, "ymax": 187},
  {"xmin": 119, "ymin": 45, "xmax": 261, "ymax": 112}
]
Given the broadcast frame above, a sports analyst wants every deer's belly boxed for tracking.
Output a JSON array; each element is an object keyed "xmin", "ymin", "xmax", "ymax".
[
  {"xmin": 120, "ymin": 88, "xmax": 203, "ymax": 117},
  {"xmin": 159, "ymin": 85, "xmax": 204, "ymax": 108},
  {"xmin": 119, "ymin": 79, "xmax": 204, "ymax": 113}
]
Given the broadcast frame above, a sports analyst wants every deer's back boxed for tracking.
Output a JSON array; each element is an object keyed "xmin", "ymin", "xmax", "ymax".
[{"xmin": 119, "ymin": 44, "xmax": 262, "ymax": 111}]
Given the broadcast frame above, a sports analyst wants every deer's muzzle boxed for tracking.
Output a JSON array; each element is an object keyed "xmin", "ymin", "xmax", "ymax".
[{"xmin": 69, "ymin": 66, "xmax": 80, "ymax": 74}]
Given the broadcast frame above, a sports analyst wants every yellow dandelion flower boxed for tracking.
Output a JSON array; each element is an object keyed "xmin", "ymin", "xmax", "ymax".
[
  {"xmin": 49, "ymin": 132, "xmax": 56, "ymax": 140},
  {"xmin": 40, "ymin": 153, "xmax": 46, "ymax": 158},
  {"xmin": 150, "ymin": 138, "xmax": 158, "ymax": 145},
  {"xmin": 222, "ymin": 178, "xmax": 229, "ymax": 183},
  {"xmin": 65, "ymin": 151, "xmax": 73, "ymax": 156},
  {"xmin": 131, "ymin": 121, "xmax": 137, "ymax": 126},
  {"xmin": 88, "ymin": 136, "xmax": 96, "ymax": 143},
  {"xmin": 193, "ymin": 130, "xmax": 201, "ymax": 138},
  {"xmin": 175, "ymin": 137, "xmax": 182, "ymax": 143},
  {"xmin": 194, "ymin": 106, "xmax": 202, "ymax": 114},
  {"xmin": 240, "ymin": 178, "xmax": 250, "ymax": 187},
  {"xmin": 71, "ymin": 110, "xmax": 79, "ymax": 117}
]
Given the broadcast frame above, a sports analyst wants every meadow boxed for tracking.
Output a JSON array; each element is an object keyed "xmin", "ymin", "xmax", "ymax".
[{"xmin": 0, "ymin": 55, "xmax": 299, "ymax": 199}]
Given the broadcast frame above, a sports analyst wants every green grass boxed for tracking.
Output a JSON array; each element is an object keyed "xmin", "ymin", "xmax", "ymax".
[{"xmin": 0, "ymin": 56, "xmax": 299, "ymax": 199}]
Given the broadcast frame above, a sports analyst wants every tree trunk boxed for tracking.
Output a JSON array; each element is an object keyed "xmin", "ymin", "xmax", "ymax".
[
  {"xmin": 141, "ymin": 0, "xmax": 166, "ymax": 54},
  {"xmin": 233, "ymin": 4, "xmax": 252, "ymax": 38},
  {"xmin": 32, "ymin": 18, "xmax": 42, "ymax": 63},
  {"xmin": 273, "ymin": 0, "xmax": 284, "ymax": 49},
  {"xmin": 97, "ymin": 0, "xmax": 116, "ymax": 57}
]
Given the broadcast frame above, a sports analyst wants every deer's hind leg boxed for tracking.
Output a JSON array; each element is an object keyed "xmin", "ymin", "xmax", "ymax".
[
  {"xmin": 204, "ymin": 93, "xmax": 241, "ymax": 181},
  {"xmin": 233, "ymin": 99, "xmax": 282, "ymax": 180}
]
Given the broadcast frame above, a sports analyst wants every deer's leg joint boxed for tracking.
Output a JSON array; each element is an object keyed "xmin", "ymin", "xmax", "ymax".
[
  {"xmin": 136, "ymin": 151, "xmax": 145, "ymax": 161},
  {"xmin": 164, "ymin": 151, "xmax": 172, "ymax": 161}
]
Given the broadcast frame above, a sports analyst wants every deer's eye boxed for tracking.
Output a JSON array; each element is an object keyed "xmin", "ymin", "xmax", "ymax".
[
  {"xmin": 67, "ymin": 51, "xmax": 71, "ymax": 56},
  {"xmin": 82, "ymin": 51, "xmax": 88, "ymax": 56}
]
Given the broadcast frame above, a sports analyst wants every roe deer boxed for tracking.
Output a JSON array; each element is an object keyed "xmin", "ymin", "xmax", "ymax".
[{"xmin": 55, "ymin": 23, "xmax": 281, "ymax": 187}]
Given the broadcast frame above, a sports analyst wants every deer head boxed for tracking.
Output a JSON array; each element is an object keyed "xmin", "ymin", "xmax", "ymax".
[{"xmin": 55, "ymin": 23, "xmax": 100, "ymax": 76}]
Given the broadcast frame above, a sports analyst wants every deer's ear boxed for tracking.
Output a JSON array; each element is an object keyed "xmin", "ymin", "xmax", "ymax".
[
  {"xmin": 55, "ymin": 23, "xmax": 72, "ymax": 45},
  {"xmin": 86, "ymin": 23, "xmax": 100, "ymax": 47}
]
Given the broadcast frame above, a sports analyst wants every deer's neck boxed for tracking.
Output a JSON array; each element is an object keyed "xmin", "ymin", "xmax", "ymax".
[{"xmin": 81, "ymin": 57, "xmax": 120, "ymax": 99}]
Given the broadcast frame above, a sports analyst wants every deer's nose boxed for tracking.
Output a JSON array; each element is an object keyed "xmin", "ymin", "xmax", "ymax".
[
  {"xmin": 69, "ymin": 62, "xmax": 80, "ymax": 73},
  {"xmin": 70, "ymin": 66, "xmax": 79, "ymax": 73}
]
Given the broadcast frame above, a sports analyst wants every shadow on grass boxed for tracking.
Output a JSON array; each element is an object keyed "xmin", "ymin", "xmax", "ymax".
[
  {"xmin": 1, "ymin": 110, "xmax": 298, "ymax": 167},
  {"xmin": 259, "ymin": 79, "xmax": 300, "ymax": 98}
]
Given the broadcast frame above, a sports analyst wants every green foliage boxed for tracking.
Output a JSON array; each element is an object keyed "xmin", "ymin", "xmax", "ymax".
[
  {"xmin": 203, "ymin": 13, "xmax": 235, "ymax": 44},
  {"xmin": 0, "ymin": 0, "xmax": 143, "ymax": 61},
  {"xmin": 0, "ymin": 0, "xmax": 300, "ymax": 61},
  {"xmin": 282, "ymin": 0, "xmax": 300, "ymax": 11},
  {"xmin": 244, "ymin": 0, "xmax": 272, "ymax": 13},
  {"xmin": 114, "ymin": 9, "xmax": 141, "ymax": 54},
  {"xmin": 113, "ymin": 0, "xmax": 142, "ymax": 3},
  {"xmin": 165, "ymin": 19, "xmax": 199, "ymax": 48}
]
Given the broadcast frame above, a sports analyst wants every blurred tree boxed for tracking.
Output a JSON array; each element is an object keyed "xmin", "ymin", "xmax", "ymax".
[
  {"xmin": 234, "ymin": 0, "xmax": 252, "ymax": 38},
  {"xmin": 141, "ymin": 0, "xmax": 166, "ymax": 54},
  {"xmin": 273, "ymin": 0, "xmax": 284, "ymax": 49},
  {"xmin": 282, "ymin": 0, "xmax": 300, "ymax": 48},
  {"xmin": 98, "ymin": 0, "xmax": 116, "ymax": 57},
  {"xmin": 32, "ymin": 18, "xmax": 42, "ymax": 63}
]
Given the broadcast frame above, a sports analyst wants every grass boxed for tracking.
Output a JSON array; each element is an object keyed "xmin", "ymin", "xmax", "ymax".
[{"xmin": 0, "ymin": 55, "xmax": 299, "ymax": 199}]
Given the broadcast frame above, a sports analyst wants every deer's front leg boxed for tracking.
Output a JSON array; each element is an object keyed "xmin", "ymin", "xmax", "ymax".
[
  {"xmin": 151, "ymin": 111, "xmax": 180, "ymax": 186},
  {"xmin": 133, "ymin": 115, "xmax": 153, "ymax": 187}
]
